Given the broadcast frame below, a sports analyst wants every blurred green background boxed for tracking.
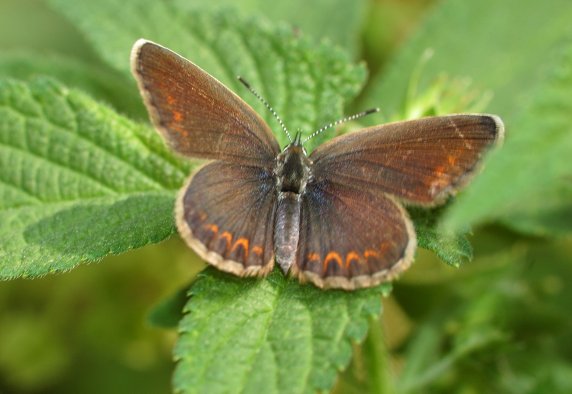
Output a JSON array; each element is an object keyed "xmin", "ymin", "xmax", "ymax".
[{"xmin": 1, "ymin": 0, "xmax": 571, "ymax": 393}]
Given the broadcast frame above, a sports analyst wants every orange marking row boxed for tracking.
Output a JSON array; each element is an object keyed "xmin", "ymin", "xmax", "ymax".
[
  {"xmin": 201, "ymin": 223, "xmax": 264, "ymax": 261},
  {"xmin": 303, "ymin": 248, "xmax": 391, "ymax": 272}
]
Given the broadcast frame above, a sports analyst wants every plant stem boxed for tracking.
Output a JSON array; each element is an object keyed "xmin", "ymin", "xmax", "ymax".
[{"xmin": 364, "ymin": 315, "xmax": 394, "ymax": 394}]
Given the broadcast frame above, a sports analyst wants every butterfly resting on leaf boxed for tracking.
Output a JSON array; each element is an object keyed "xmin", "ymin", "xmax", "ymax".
[{"xmin": 131, "ymin": 39, "xmax": 504, "ymax": 290}]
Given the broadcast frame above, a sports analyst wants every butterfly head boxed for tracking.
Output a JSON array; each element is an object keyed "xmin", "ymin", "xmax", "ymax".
[{"xmin": 286, "ymin": 130, "xmax": 308, "ymax": 155}]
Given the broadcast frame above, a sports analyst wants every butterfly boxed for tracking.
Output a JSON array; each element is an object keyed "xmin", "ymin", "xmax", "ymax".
[{"xmin": 131, "ymin": 39, "xmax": 504, "ymax": 290}]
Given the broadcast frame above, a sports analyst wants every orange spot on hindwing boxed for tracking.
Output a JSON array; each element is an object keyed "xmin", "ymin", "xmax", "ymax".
[
  {"xmin": 304, "ymin": 252, "xmax": 321, "ymax": 270},
  {"xmin": 345, "ymin": 251, "xmax": 360, "ymax": 268},
  {"xmin": 364, "ymin": 249, "xmax": 379, "ymax": 260},
  {"xmin": 324, "ymin": 252, "xmax": 343, "ymax": 272},
  {"xmin": 205, "ymin": 224, "xmax": 218, "ymax": 235},
  {"xmin": 231, "ymin": 238, "xmax": 249, "ymax": 260},
  {"xmin": 201, "ymin": 224, "xmax": 219, "ymax": 244},
  {"xmin": 306, "ymin": 252, "xmax": 320, "ymax": 263},
  {"xmin": 220, "ymin": 231, "xmax": 232, "ymax": 250},
  {"xmin": 252, "ymin": 246, "xmax": 263, "ymax": 256}
]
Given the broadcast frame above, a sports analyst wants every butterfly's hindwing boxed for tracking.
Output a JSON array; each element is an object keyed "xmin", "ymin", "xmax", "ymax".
[
  {"xmin": 291, "ymin": 179, "xmax": 416, "ymax": 290},
  {"xmin": 176, "ymin": 161, "xmax": 276, "ymax": 276}
]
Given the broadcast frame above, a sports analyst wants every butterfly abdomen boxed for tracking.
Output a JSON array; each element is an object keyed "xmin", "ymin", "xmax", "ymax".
[{"xmin": 274, "ymin": 192, "xmax": 301, "ymax": 273}]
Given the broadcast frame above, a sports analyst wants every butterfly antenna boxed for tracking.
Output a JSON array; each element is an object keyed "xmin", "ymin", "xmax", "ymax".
[
  {"xmin": 237, "ymin": 76, "xmax": 292, "ymax": 142},
  {"xmin": 302, "ymin": 108, "xmax": 380, "ymax": 144}
]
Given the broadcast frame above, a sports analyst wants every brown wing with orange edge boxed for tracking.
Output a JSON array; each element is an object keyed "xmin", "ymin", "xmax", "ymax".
[
  {"xmin": 131, "ymin": 39, "xmax": 280, "ymax": 166},
  {"xmin": 310, "ymin": 114, "xmax": 504, "ymax": 205},
  {"xmin": 176, "ymin": 161, "xmax": 276, "ymax": 276},
  {"xmin": 291, "ymin": 180, "xmax": 416, "ymax": 290}
]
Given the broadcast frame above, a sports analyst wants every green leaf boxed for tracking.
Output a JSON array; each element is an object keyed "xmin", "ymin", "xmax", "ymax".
[
  {"xmin": 147, "ymin": 282, "xmax": 190, "ymax": 329},
  {"xmin": 442, "ymin": 36, "xmax": 572, "ymax": 232},
  {"xmin": 174, "ymin": 268, "xmax": 390, "ymax": 394},
  {"xmin": 362, "ymin": 0, "xmax": 572, "ymax": 118},
  {"xmin": 48, "ymin": 0, "xmax": 366, "ymax": 150},
  {"xmin": 361, "ymin": 0, "xmax": 572, "ymax": 233},
  {"xmin": 171, "ymin": 0, "xmax": 368, "ymax": 53},
  {"xmin": 410, "ymin": 207, "xmax": 472, "ymax": 268},
  {"xmin": 501, "ymin": 179, "xmax": 572, "ymax": 236},
  {"xmin": 394, "ymin": 238, "xmax": 572, "ymax": 393},
  {"xmin": 398, "ymin": 323, "xmax": 505, "ymax": 393},
  {"xmin": 0, "ymin": 77, "xmax": 189, "ymax": 279},
  {"xmin": 0, "ymin": 51, "xmax": 144, "ymax": 119},
  {"xmin": 395, "ymin": 247, "xmax": 525, "ymax": 392}
]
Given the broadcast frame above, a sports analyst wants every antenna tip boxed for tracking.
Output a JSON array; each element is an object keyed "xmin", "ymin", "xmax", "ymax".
[
  {"xmin": 237, "ymin": 76, "xmax": 251, "ymax": 89},
  {"xmin": 364, "ymin": 108, "xmax": 380, "ymax": 115}
]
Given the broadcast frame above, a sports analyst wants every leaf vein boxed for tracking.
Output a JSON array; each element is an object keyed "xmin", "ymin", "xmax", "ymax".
[
  {"xmin": 2, "ymin": 96, "xmax": 167, "ymax": 190},
  {"xmin": 0, "ymin": 141, "xmax": 118, "ymax": 195}
]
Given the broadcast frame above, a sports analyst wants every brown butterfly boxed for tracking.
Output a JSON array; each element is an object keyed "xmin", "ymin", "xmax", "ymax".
[{"xmin": 131, "ymin": 39, "xmax": 504, "ymax": 290}]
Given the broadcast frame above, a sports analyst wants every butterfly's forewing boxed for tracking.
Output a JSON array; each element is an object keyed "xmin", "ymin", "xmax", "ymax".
[
  {"xmin": 131, "ymin": 39, "xmax": 280, "ymax": 166},
  {"xmin": 310, "ymin": 115, "xmax": 504, "ymax": 205},
  {"xmin": 177, "ymin": 161, "xmax": 276, "ymax": 276},
  {"xmin": 291, "ymin": 180, "xmax": 416, "ymax": 290}
]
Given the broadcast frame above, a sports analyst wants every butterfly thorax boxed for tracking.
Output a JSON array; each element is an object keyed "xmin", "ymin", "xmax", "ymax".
[{"xmin": 274, "ymin": 144, "xmax": 312, "ymax": 195}]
